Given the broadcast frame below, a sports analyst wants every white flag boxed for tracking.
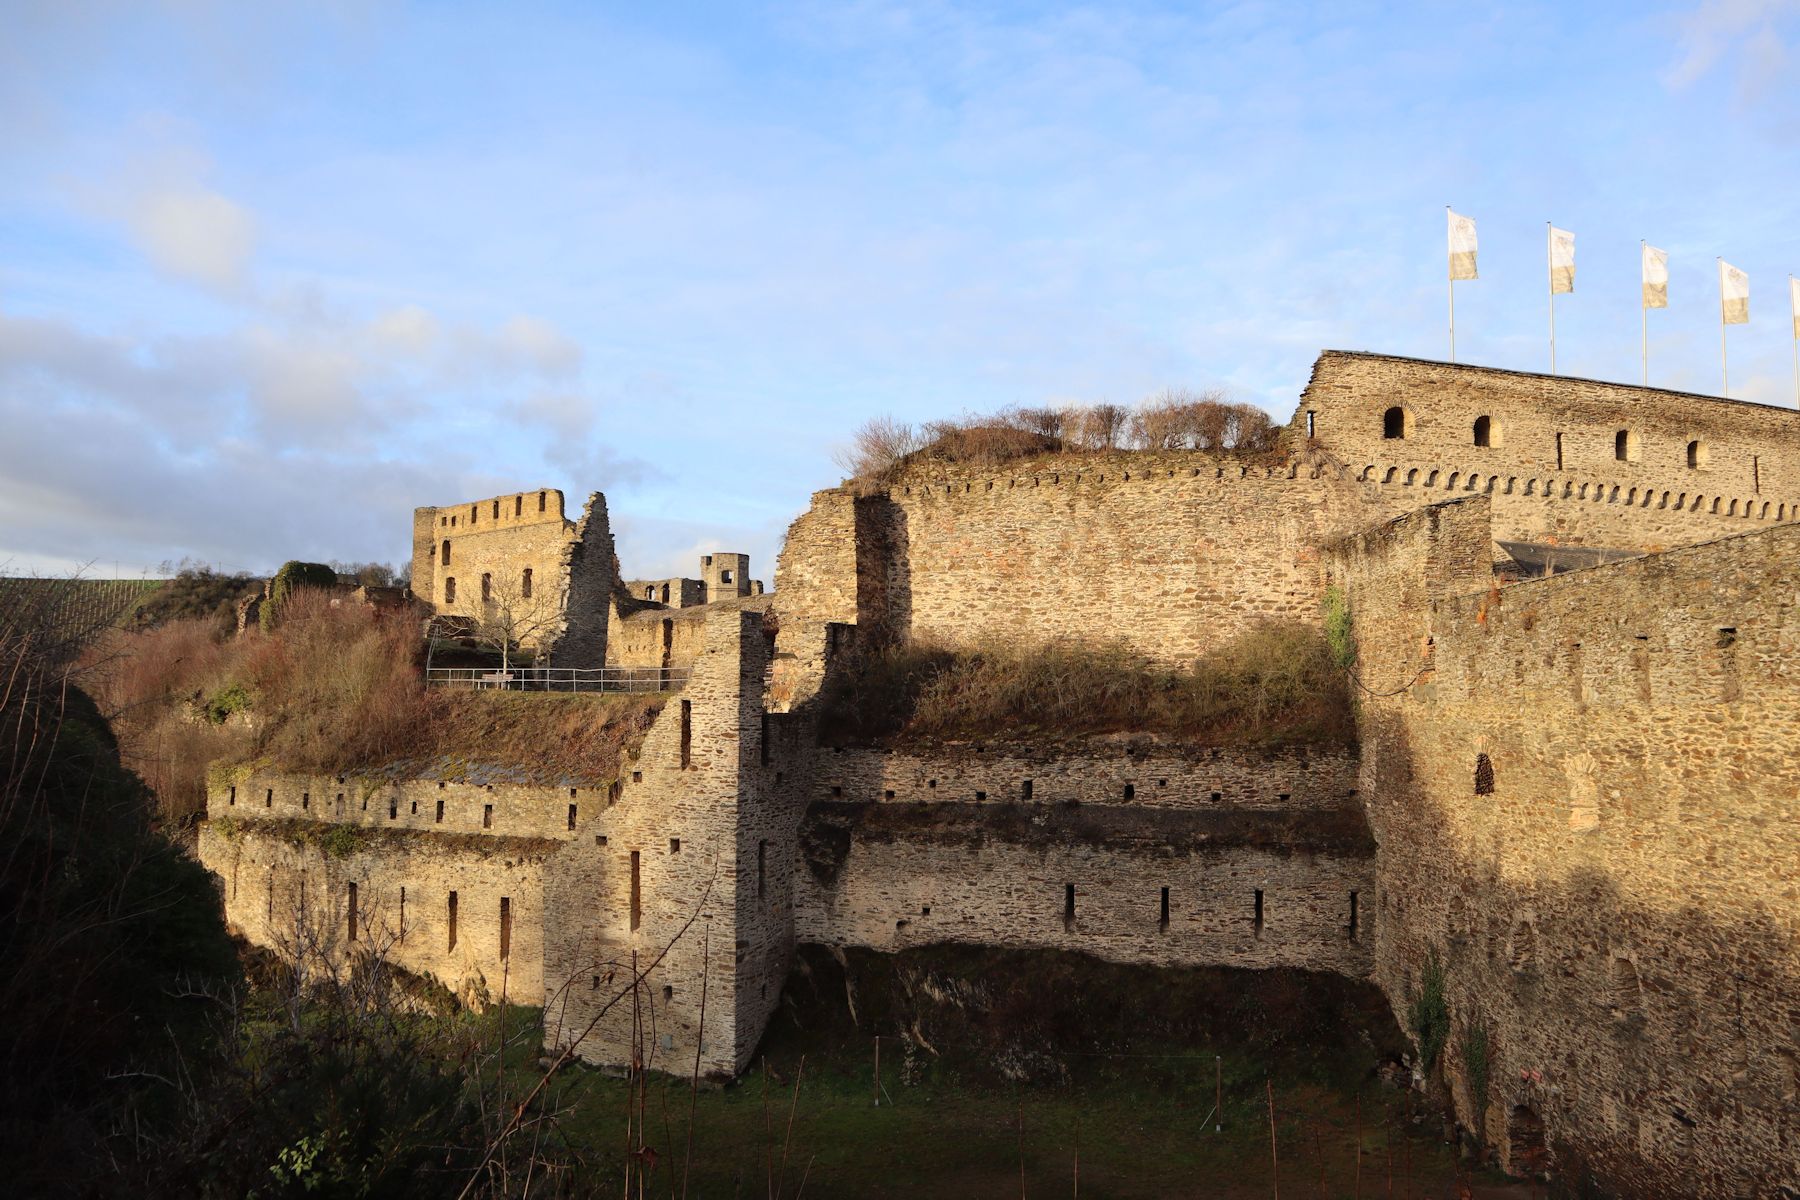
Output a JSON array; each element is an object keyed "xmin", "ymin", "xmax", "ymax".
[
  {"xmin": 1791, "ymin": 276, "xmax": 1799, "ymax": 339},
  {"xmin": 1549, "ymin": 226, "xmax": 1575, "ymax": 294},
  {"xmin": 1448, "ymin": 210, "xmax": 1478, "ymax": 281},
  {"xmin": 1720, "ymin": 260, "xmax": 1749, "ymax": 325},
  {"xmin": 1642, "ymin": 244, "xmax": 1668, "ymax": 309}
]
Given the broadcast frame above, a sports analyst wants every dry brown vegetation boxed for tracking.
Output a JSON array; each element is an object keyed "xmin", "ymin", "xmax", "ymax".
[
  {"xmin": 817, "ymin": 622, "xmax": 1353, "ymax": 749},
  {"xmin": 834, "ymin": 388, "xmax": 1282, "ymax": 488},
  {"xmin": 80, "ymin": 590, "xmax": 662, "ymax": 823}
]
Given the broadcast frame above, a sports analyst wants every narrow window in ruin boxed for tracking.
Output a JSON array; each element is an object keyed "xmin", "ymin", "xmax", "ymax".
[
  {"xmin": 1752, "ymin": 455, "xmax": 1761, "ymax": 493},
  {"xmin": 1021, "ymin": 779, "xmax": 1033, "ymax": 799},
  {"xmin": 521, "ymin": 567, "xmax": 532, "ymax": 599},
  {"xmin": 596, "ymin": 834, "xmax": 607, "ymax": 846},
  {"xmin": 760, "ymin": 713, "xmax": 771, "ymax": 766},
  {"xmin": 632, "ymin": 771, "xmax": 642, "ymax": 784},
  {"xmin": 1382, "ymin": 407, "xmax": 1406, "ymax": 439},
  {"xmin": 630, "ymin": 851, "xmax": 642, "ymax": 931},
  {"xmin": 1305, "ymin": 410, "xmax": 1316, "ymax": 438},
  {"xmin": 267, "ymin": 872, "xmax": 274, "ymax": 923},
  {"xmin": 1349, "ymin": 891, "xmax": 1360, "ymax": 940},
  {"xmin": 435, "ymin": 799, "xmax": 444, "ymax": 823},
  {"xmin": 567, "ymin": 804, "xmax": 577, "ymax": 830},
  {"xmin": 538, "ymin": 490, "xmax": 546, "ymax": 512},
  {"xmin": 1610, "ymin": 957, "xmax": 1642, "ymax": 1015},
  {"xmin": 1064, "ymin": 883, "xmax": 1076, "ymax": 929},
  {"xmin": 447, "ymin": 891, "xmax": 458, "ymax": 951},
  {"xmin": 399, "ymin": 886, "xmax": 406, "ymax": 943},
  {"xmin": 347, "ymin": 882, "xmax": 358, "ymax": 942},
  {"xmin": 444, "ymin": 577, "xmax": 456, "ymax": 604},
  {"xmin": 301, "ymin": 792, "xmax": 309, "ymax": 810},
  {"xmin": 389, "ymin": 797, "xmax": 398, "ymax": 819},
  {"xmin": 409, "ymin": 799, "xmax": 417, "ymax": 815},
  {"xmin": 1555, "ymin": 432, "xmax": 1565, "ymax": 471},
  {"xmin": 1253, "ymin": 889, "xmax": 1265, "ymax": 936},
  {"xmin": 228, "ymin": 785, "xmax": 236, "ymax": 805},
  {"xmin": 482, "ymin": 803, "xmax": 493, "ymax": 829},
  {"xmin": 265, "ymin": 788, "xmax": 273, "ymax": 808},
  {"xmin": 499, "ymin": 897, "xmax": 511, "ymax": 959},
  {"xmin": 609, "ymin": 780, "xmax": 623, "ymax": 803},
  {"xmin": 492, "ymin": 499, "xmax": 500, "ymax": 519},
  {"xmin": 1615, "ymin": 430, "xmax": 1632, "ymax": 462},
  {"xmin": 515, "ymin": 495, "xmax": 522, "ymax": 517},
  {"xmin": 470, "ymin": 504, "xmax": 478, "ymax": 523},
  {"xmin": 1473, "ymin": 415, "xmax": 1492, "ymax": 447},
  {"xmin": 670, "ymin": 837, "xmax": 680, "ymax": 854},
  {"xmin": 335, "ymin": 791, "xmax": 344, "ymax": 814},
  {"xmin": 481, "ymin": 573, "xmax": 491, "ymax": 602},
  {"xmin": 680, "ymin": 699, "xmax": 692, "ymax": 768},
  {"xmin": 1474, "ymin": 753, "xmax": 1495, "ymax": 795},
  {"xmin": 441, "ymin": 539, "xmax": 450, "ymax": 566},
  {"xmin": 1159, "ymin": 886, "xmax": 1170, "ymax": 931},
  {"xmin": 1687, "ymin": 440, "xmax": 1705, "ymax": 469},
  {"xmin": 1123, "ymin": 782, "xmax": 1135, "ymax": 799}
]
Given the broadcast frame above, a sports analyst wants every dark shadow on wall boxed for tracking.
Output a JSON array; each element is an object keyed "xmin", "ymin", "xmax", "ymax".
[
  {"xmin": 854, "ymin": 494, "xmax": 911, "ymax": 645},
  {"xmin": 1361, "ymin": 709, "xmax": 1799, "ymax": 1200}
]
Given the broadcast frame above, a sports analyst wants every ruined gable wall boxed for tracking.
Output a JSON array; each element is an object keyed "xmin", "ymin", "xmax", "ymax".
[
  {"xmin": 777, "ymin": 458, "xmax": 1377, "ymax": 666},
  {"xmin": 540, "ymin": 492, "xmax": 617, "ymax": 670},
  {"xmin": 769, "ymin": 489, "xmax": 858, "ymax": 711},
  {"xmin": 791, "ymin": 744, "xmax": 1372, "ymax": 976},
  {"xmin": 543, "ymin": 609, "xmax": 778, "ymax": 1077},
  {"xmin": 199, "ymin": 819, "xmax": 553, "ymax": 1009},
  {"xmin": 1303, "ymin": 351, "xmax": 1800, "ymax": 552},
  {"xmin": 1335, "ymin": 497, "xmax": 1800, "ymax": 1197}
]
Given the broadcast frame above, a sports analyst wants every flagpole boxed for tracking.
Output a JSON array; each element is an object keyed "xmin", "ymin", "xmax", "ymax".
[
  {"xmin": 1719, "ymin": 258, "xmax": 1729, "ymax": 398},
  {"xmin": 1792, "ymin": 275, "xmax": 1798, "ymax": 409},
  {"xmin": 1447, "ymin": 206, "xmax": 1456, "ymax": 363},
  {"xmin": 1547, "ymin": 223, "xmax": 1557, "ymax": 375},
  {"xmin": 1641, "ymin": 241, "xmax": 1648, "ymax": 386}
]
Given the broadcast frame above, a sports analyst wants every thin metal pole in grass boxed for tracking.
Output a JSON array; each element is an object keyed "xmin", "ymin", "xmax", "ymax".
[
  {"xmin": 775, "ymin": 1054, "xmax": 806, "ymax": 1199},
  {"xmin": 681, "ymin": 926, "xmax": 709, "ymax": 1200},
  {"xmin": 1215, "ymin": 1056, "xmax": 1222, "ymax": 1132},
  {"xmin": 1266, "ymin": 1079, "xmax": 1279, "ymax": 1200},
  {"xmin": 873, "ymin": 1036, "xmax": 880, "ymax": 1108},
  {"xmin": 1017, "ymin": 1097, "xmax": 1027, "ymax": 1200}
]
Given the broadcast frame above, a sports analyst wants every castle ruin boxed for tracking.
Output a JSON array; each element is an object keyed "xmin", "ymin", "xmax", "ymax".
[{"xmin": 200, "ymin": 351, "xmax": 1800, "ymax": 1197}]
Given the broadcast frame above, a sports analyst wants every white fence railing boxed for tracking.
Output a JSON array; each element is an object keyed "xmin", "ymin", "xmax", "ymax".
[{"xmin": 425, "ymin": 666, "xmax": 689, "ymax": 693}]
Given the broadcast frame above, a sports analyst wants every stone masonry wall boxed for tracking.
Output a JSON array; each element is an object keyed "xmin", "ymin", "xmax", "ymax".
[
  {"xmin": 540, "ymin": 492, "xmax": 617, "ymax": 669},
  {"xmin": 791, "ymin": 744, "xmax": 1372, "ymax": 977},
  {"xmin": 1333, "ymin": 495, "xmax": 1800, "ymax": 1197},
  {"xmin": 1301, "ymin": 351, "xmax": 1800, "ymax": 552},
  {"xmin": 542, "ymin": 608, "xmax": 779, "ymax": 1077},
  {"xmin": 199, "ymin": 818, "xmax": 555, "ymax": 1009},
  {"xmin": 780, "ymin": 456, "xmax": 1377, "ymax": 666}
]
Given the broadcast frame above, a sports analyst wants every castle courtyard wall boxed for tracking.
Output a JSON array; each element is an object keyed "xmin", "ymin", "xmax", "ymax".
[
  {"xmin": 1334, "ymin": 496, "xmax": 1800, "ymax": 1197},
  {"xmin": 1302, "ymin": 351, "xmax": 1800, "ymax": 552}
]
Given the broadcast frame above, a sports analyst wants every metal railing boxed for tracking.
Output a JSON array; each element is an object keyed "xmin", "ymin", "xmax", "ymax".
[{"xmin": 425, "ymin": 666, "xmax": 689, "ymax": 693}]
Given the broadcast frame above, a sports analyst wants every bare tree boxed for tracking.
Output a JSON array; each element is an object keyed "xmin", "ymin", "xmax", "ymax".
[{"xmin": 471, "ymin": 567, "xmax": 564, "ymax": 675}]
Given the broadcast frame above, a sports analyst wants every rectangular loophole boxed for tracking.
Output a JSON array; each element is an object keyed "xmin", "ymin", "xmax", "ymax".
[
  {"xmin": 447, "ymin": 891, "xmax": 458, "ymax": 951},
  {"xmin": 482, "ymin": 804, "xmax": 493, "ymax": 829},
  {"xmin": 680, "ymin": 699, "xmax": 692, "ymax": 769},
  {"xmin": 1021, "ymin": 779, "xmax": 1033, "ymax": 800},
  {"xmin": 1254, "ymin": 889, "xmax": 1265, "ymax": 936},
  {"xmin": 757, "ymin": 839, "xmax": 767, "ymax": 899},
  {"xmin": 499, "ymin": 897, "xmax": 512, "ymax": 959},
  {"xmin": 568, "ymin": 804, "xmax": 578, "ymax": 830},
  {"xmin": 669, "ymin": 837, "xmax": 681, "ymax": 854},
  {"xmin": 629, "ymin": 851, "xmax": 642, "ymax": 931},
  {"xmin": 347, "ymin": 882, "xmax": 358, "ymax": 942},
  {"xmin": 1063, "ymin": 883, "xmax": 1076, "ymax": 928},
  {"xmin": 435, "ymin": 799, "xmax": 444, "ymax": 823},
  {"xmin": 1348, "ymin": 891, "xmax": 1360, "ymax": 940},
  {"xmin": 1159, "ymin": 886, "xmax": 1170, "ymax": 931}
]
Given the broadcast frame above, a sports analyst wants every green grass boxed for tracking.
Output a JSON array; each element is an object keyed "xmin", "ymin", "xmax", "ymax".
[{"xmin": 530, "ymin": 1032, "xmax": 1492, "ymax": 1199}]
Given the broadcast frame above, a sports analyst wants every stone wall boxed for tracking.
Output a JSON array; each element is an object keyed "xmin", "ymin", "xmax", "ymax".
[
  {"xmin": 1301, "ymin": 351, "xmax": 1800, "ymax": 552},
  {"xmin": 409, "ymin": 487, "xmax": 616, "ymax": 669},
  {"xmin": 542, "ymin": 608, "xmax": 781, "ymax": 1077},
  {"xmin": 1333, "ymin": 494, "xmax": 1800, "ymax": 1197},
  {"xmin": 199, "ymin": 819, "xmax": 556, "ymax": 1009},
  {"xmin": 778, "ymin": 457, "xmax": 1377, "ymax": 665},
  {"xmin": 792, "ymin": 744, "xmax": 1372, "ymax": 977}
]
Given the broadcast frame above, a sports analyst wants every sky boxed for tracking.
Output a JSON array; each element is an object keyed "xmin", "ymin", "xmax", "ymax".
[{"xmin": 2, "ymin": 1, "xmax": 1797, "ymax": 581}]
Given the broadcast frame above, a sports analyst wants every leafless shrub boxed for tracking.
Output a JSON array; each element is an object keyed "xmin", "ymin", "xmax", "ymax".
[
  {"xmin": 819, "ymin": 622, "xmax": 1354, "ymax": 749},
  {"xmin": 832, "ymin": 416, "xmax": 923, "ymax": 483}
]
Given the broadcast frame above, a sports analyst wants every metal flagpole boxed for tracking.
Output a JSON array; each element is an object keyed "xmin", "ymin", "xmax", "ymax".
[
  {"xmin": 1641, "ymin": 241, "xmax": 1648, "ymax": 386},
  {"xmin": 1792, "ymin": 275, "xmax": 1798, "ymax": 409},
  {"xmin": 1548, "ymin": 223, "xmax": 1557, "ymax": 375},
  {"xmin": 1719, "ymin": 258, "xmax": 1729, "ymax": 398},
  {"xmin": 1447, "ymin": 205, "xmax": 1455, "ymax": 363}
]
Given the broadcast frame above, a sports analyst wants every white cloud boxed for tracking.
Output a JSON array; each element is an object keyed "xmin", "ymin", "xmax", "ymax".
[
  {"xmin": 496, "ymin": 314, "xmax": 582, "ymax": 376},
  {"xmin": 128, "ymin": 183, "xmax": 256, "ymax": 290},
  {"xmin": 368, "ymin": 304, "xmax": 441, "ymax": 355},
  {"xmin": 1664, "ymin": 0, "xmax": 1800, "ymax": 92}
]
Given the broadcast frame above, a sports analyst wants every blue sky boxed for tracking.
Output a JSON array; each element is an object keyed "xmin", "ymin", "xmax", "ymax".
[{"xmin": 2, "ymin": 1, "xmax": 1797, "ymax": 580}]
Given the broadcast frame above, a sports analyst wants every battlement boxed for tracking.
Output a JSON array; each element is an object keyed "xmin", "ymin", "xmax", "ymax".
[{"xmin": 417, "ymin": 487, "xmax": 569, "ymax": 533}]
